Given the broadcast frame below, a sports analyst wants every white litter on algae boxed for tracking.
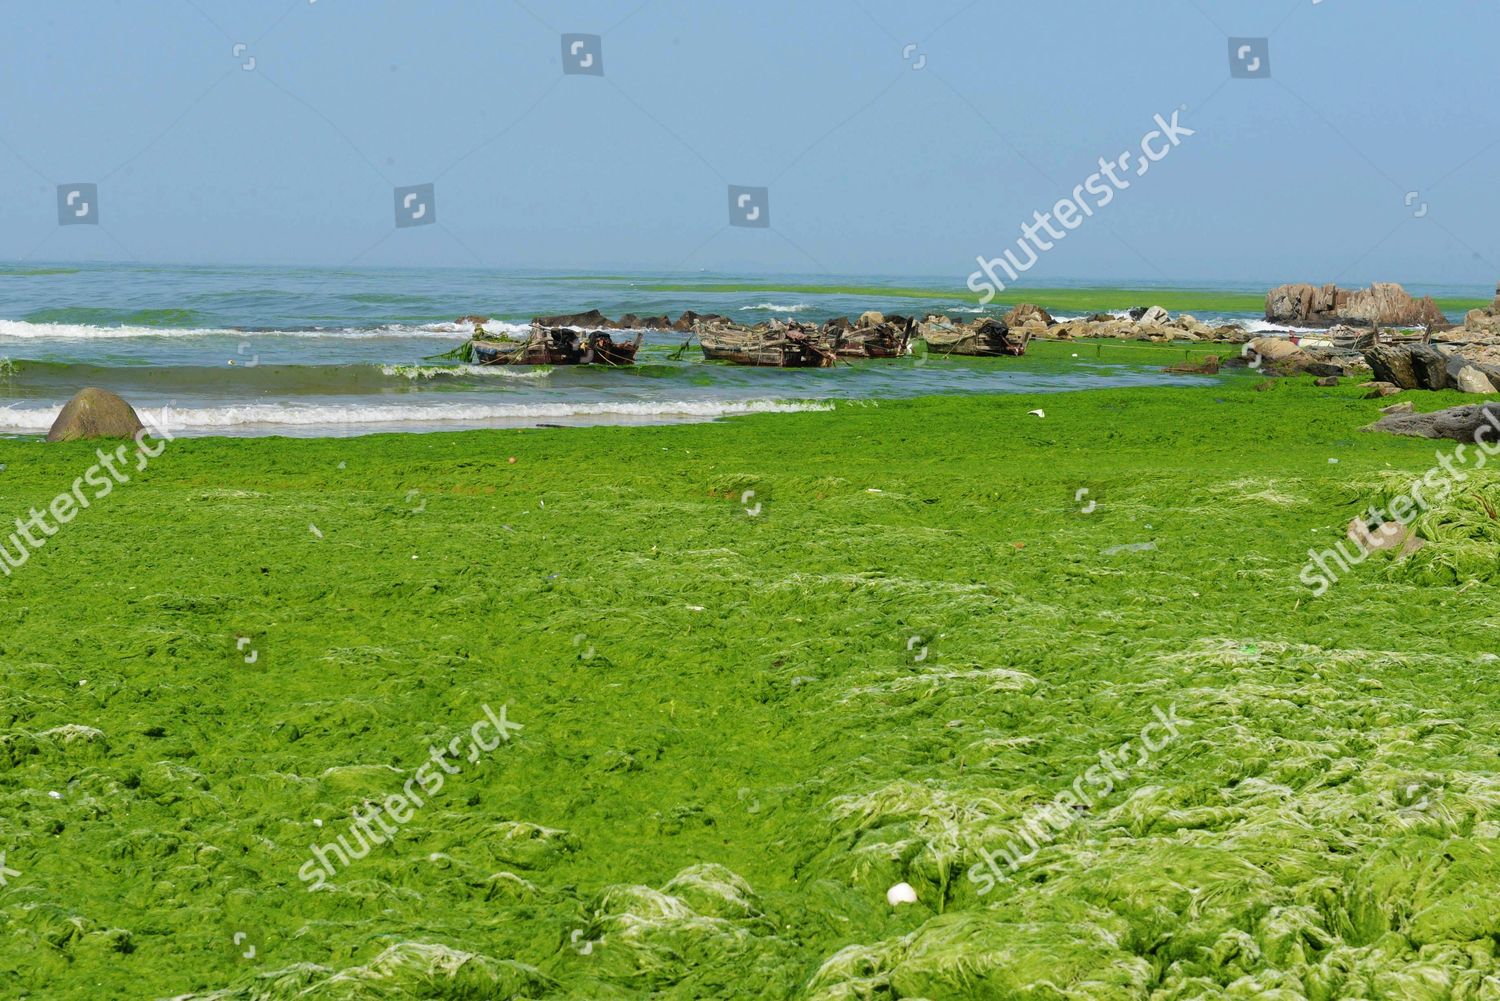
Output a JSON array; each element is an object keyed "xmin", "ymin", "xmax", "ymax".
[{"xmin": 2, "ymin": 354, "xmax": 1499, "ymax": 998}]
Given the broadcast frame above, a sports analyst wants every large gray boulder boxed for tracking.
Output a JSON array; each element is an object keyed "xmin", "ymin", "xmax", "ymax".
[
  {"xmin": 46, "ymin": 388, "xmax": 145, "ymax": 442},
  {"xmin": 1365, "ymin": 402, "xmax": 1500, "ymax": 441},
  {"xmin": 1454, "ymin": 365, "xmax": 1497, "ymax": 394},
  {"xmin": 1365, "ymin": 344, "xmax": 1434, "ymax": 390}
]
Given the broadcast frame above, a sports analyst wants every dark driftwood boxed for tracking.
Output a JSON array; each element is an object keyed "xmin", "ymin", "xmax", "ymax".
[{"xmin": 1364, "ymin": 403, "xmax": 1500, "ymax": 441}]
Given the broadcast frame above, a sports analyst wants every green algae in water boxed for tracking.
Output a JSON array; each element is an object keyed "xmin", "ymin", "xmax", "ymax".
[{"xmin": 2, "ymin": 370, "xmax": 1499, "ymax": 999}]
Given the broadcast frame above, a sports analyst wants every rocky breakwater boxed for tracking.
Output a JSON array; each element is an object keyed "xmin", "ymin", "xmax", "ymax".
[
  {"xmin": 1265, "ymin": 281, "xmax": 1447, "ymax": 329},
  {"xmin": 1040, "ymin": 307, "xmax": 1249, "ymax": 344}
]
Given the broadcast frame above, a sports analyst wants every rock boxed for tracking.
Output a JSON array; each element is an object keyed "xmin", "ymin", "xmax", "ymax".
[
  {"xmin": 1442, "ymin": 344, "xmax": 1500, "ymax": 385},
  {"xmin": 856, "ymin": 310, "xmax": 885, "ymax": 327},
  {"xmin": 1362, "ymin": 382, "xmax": 1402, "ymax": 398},
  {"xmin": 1002, "ymin": 303, "xmax": 1054, "ymax": 328},
  {"xmin": 1265, "ymin": 283, "xmax": 1344, "ymax": 327},
  {"xmin": 1164, "ymin": 356, "xmax": 1221, "ymax": 375},
  {"xmin": 1135, "ymin": 306, "xmax": 1170, "ymax": 326},
  {"xmin": 1364, "ymin": 402, "xmax": 1500, "ymax": 441},
  {"xmin": 619, "ymin": 314, "xmax": 675, "ymax": 330},
  {"xmin": 455, "ymin": 314, "xmax": 490, "ymax": 325},
  {"xmin": 533, "ymin": 309, "xmax": 613, "ymax": 328},
  {"xmin": 1299, "ymin": 350, "xmax": 1370, "ymax": 378},
  {"xmin": 1364, "ymin": 343, "xmax": 1456, "ymax": 391},
  {"xmin": 1380, "ymin": 401, "xmax": 1415, "ymax": 415},
  {"xmin": 1347, "ymin": 517, "xmax": 1425, "ymax": 558},
  {"xmin": 46, "ymin": 388, "xmax": 146, "ymax": 443},
  {"xmin": 1266, "ymin": 281, "xmax": 1445, "ymax": 328},
  {"xmin": 1409, "ymin": 344, "xmax": 1451, "ymax": 390},
  {"xmin": 1247, "ymin": 337, "xmax": 1303, "ymax": 362},
  {"xmin": 1342, "ymin": 283, "xmax": 1446, "ymax": 329},
  {"xmin": 1365, "ymin": 344, "xmax": 1420, "ymax": 389},
  {"xmin": 674, "ymin": 311, "xmax": 732, "ymax": 331},
  {"xmin": 1314, "ymin": 376, "xmax": 1340, "ymax": 387},
  {"xmin": 1454, "ymin": 365, "xmax": 1497, "ymax": 394}
]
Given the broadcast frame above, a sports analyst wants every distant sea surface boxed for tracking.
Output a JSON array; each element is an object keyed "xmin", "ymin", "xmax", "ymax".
[{"xmin": 0, "ymin": 263, "xmax": 1485, "ymax": 438}]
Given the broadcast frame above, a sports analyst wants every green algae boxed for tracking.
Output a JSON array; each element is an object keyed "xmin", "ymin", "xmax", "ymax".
[{"xmin": 1, "ymin": 360, "xmax": 1499, "ymax": 999}]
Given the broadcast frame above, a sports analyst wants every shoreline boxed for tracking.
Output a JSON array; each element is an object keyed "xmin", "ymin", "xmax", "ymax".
[{"xmin": 0, "ymin": 339, "xmax": 1233, "ymax": 440}]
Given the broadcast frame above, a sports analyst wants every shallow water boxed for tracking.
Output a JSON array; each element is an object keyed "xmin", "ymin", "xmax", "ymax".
[{"xmin": 0, "ymin": 264, "xmax": 1480, "ymax": 436}]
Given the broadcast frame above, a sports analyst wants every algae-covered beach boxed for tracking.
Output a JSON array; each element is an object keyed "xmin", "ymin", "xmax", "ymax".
[
  {"xmin": 7, "ymin": 1, "xmax": 1500, "ymax": 996},
  {"xmin": 5, "ymin": 339, "xmax": 1500, "ymax": 998}
]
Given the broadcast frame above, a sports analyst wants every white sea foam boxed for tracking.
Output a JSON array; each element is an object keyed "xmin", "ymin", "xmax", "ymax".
[
  {"xmin": 0, "ymin": 319, "xmax": 530, "ymax": 340},
  {"xmin": 739, "ymin": 303, "xmax": 812, "ymax": 312},
  {"xmin": 1233, "ymin": 319, "xmax": 1322, "ymax": 334},
  {"xmin": 1051, "ymin": 310, "xmax": 1132, "ymax": 322},
  {"xmin": 0, "ymin": 399, "xmax": 833, "ymax": 433},
  {"xmin": 378, "ymin": 363, "xmax": 550, "ymax": 380}
]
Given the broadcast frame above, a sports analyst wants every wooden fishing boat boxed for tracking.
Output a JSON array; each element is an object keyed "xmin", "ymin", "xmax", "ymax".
[
  {"xmin": 698, "ymin": 323, "xmax": 840, "ymax": 367},
  {"xmin": 920, "ymin": 318, "xmax": 1031, "ymax": 357},
  {"xmin": 469, "ymin": 325, "xmax": 643, "ymax": 366},
  {"xmin": 831, "ymin": 315, "xmax": 914, "ymax": 359}
]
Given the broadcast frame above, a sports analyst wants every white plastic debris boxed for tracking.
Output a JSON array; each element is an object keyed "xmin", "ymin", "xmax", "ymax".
[
  {"xmin": 1028, "ymin": 409, "xmax": 1045, "ymax": 418},
  {"xmin": 309, "ymin": 524, "xmax": 323, "ymax": 539},
  {"xmin": 887, "ymin": 882, "xmax": 918, "ymax": 906}
]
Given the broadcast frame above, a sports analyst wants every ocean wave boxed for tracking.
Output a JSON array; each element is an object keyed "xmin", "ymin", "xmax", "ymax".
[
  {"xmin": 739, "ymin": 303, "xmax": 812, "ymax": 312},
  {"xmin": 0, "ymin": 319, "xmax": 528, "ymax": 340},
  {"xmin": 0, "ymin": 399, "xmax": 833, "ymax": 432},
  {"xmin": 1233, "ymin": 319, "xmax": 1323, "ymax": 334}
]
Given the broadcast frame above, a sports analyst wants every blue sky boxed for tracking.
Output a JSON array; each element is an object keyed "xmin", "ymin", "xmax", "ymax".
[{"xmin": 1, "ymin": 0, "xmax": 1495, "ymax": 287}]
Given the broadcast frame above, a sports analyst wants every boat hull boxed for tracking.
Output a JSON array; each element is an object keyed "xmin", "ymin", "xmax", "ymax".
[{"xmin": 470, "ymin": 327, "xmax": 642, "ymax": 366}]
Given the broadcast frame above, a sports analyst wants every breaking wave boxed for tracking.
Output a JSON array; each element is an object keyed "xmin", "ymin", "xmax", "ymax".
[{"xmin": 0, "ymin": 398, "xmax": 834, "ymax": 433}]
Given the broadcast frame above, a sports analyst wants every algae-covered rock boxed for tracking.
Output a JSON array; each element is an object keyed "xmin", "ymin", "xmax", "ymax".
[{"xmin": 45, "ymin": 387, "xmax": 145, "ymax": 442}]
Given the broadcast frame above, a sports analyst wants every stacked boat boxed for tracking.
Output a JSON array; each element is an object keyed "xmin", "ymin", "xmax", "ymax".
[
  {"xmin": 917, "ymin": 317, "xmax": 1032, "ymax": 357},
  {"xmin": 468, "ymin": 323, "xmax": 643, "ymax": 366},
  {"xmin": 695, "ymin": 311, "xmax": 915, "ymax": 367}
]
